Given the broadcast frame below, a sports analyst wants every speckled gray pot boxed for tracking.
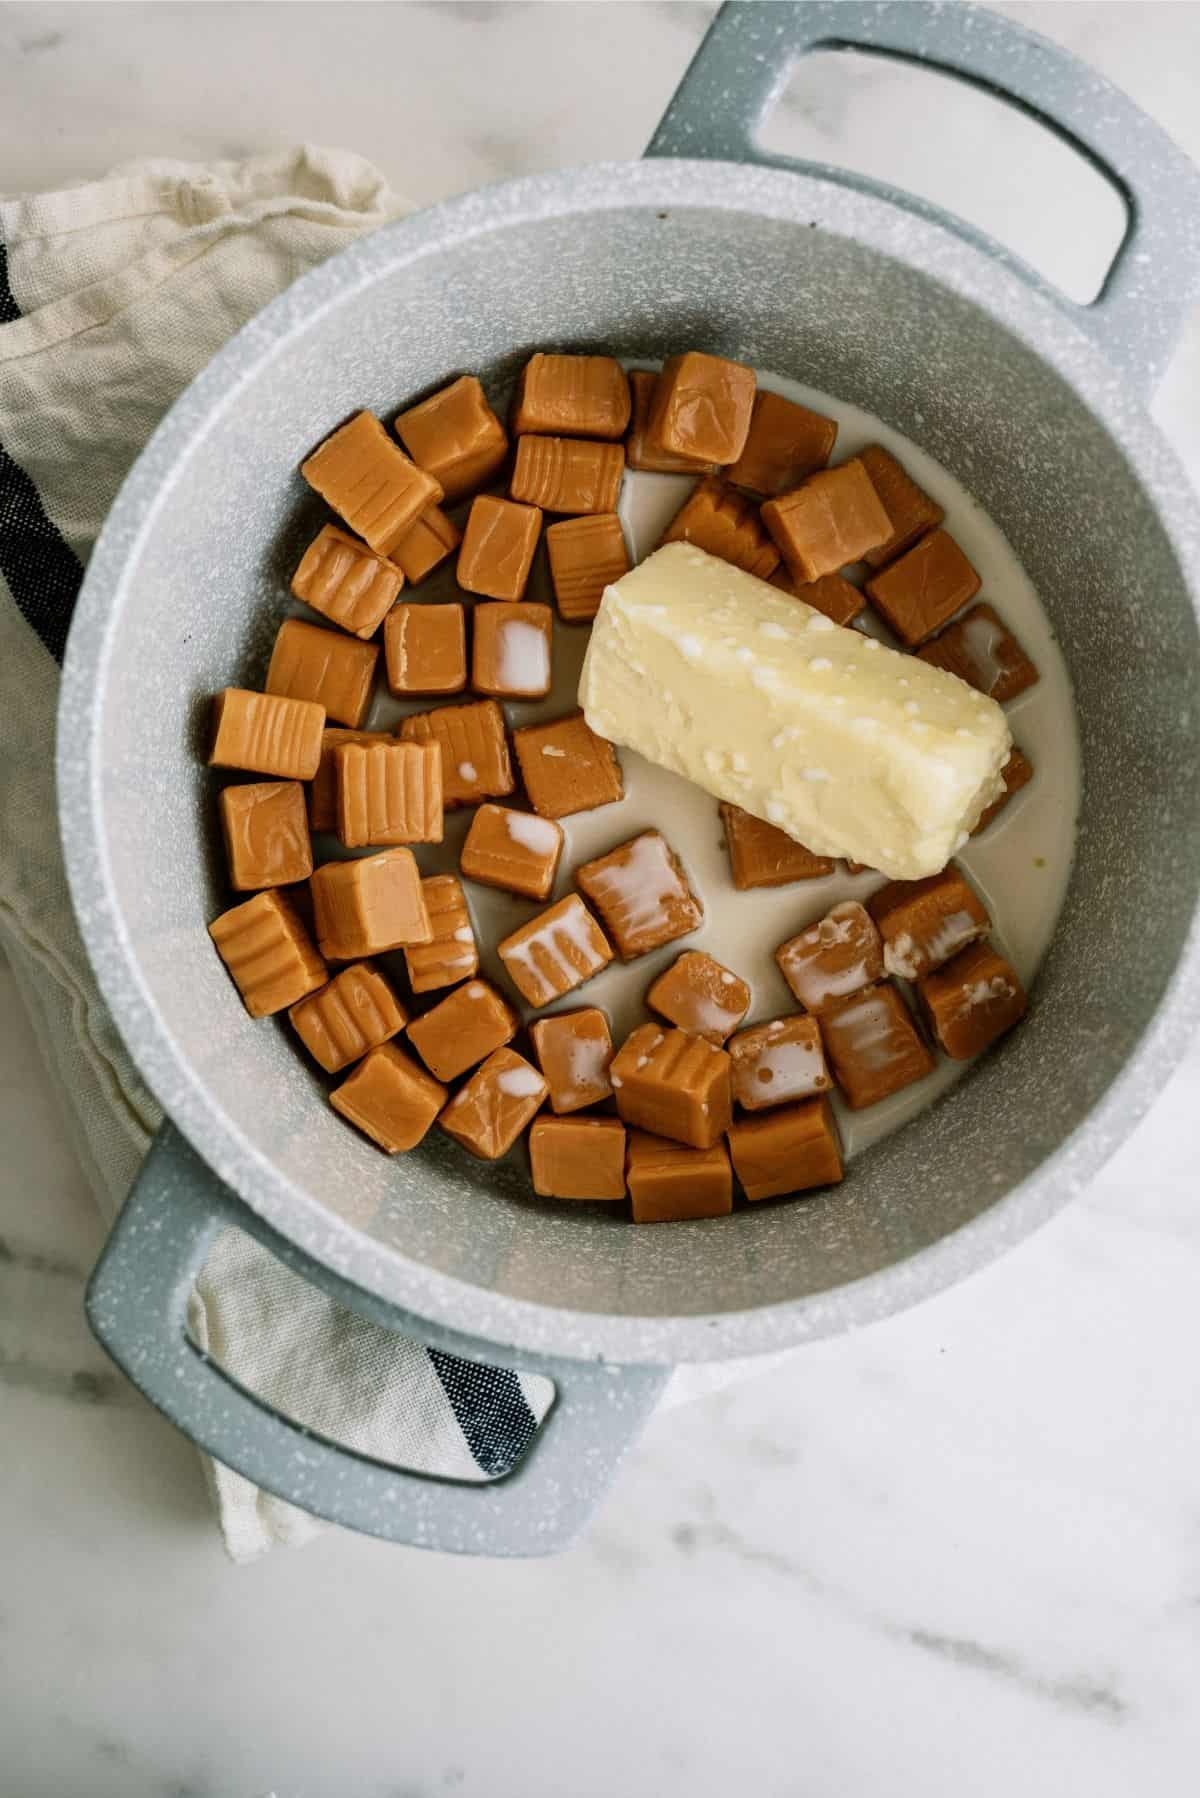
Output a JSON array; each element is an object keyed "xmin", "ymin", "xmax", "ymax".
[{"xmin": 59, "ymin": 3, "xmax": 1200, "ymax": 1553}]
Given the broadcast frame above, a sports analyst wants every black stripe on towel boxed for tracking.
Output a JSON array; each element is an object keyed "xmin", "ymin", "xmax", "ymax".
[
  {"xmin": 0, "ymin": 230, "xmax": 83, "ymax": 662},
  {"xmin": 428, "ymin": 1349, "xmax": 539, "ymax": 1479}
]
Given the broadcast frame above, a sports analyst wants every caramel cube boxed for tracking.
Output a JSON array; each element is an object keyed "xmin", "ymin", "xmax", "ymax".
[
  {"xmin": 819, "ymin": 983, "xmax": 935, "ymax": 1109},
  {"xmin": 457, "ymin": 494, "xmax": 542, "ymax": 601},
  {"xmin": 407, "ymin": 978, "xmax": 518, "ymax": 1082},
  {"xmin": 917, "ymin": 939, "xmax": 1028, "ymax": 1061},
  {"xmin": 394, "ymin": 376, "xmax": 508, "ymax": 505},
  {"xmin": 660, "ymin": 477, "xmax": 780, "ymax": 578},
  {"xmin": 627, "ymin": 1131, "xmax": 733, "ymax": 1223},
  {"xmin": 625, "ymin": 370, "xmax": 713, "ymax": 474},
  {"xmin": 530, "ymin": 1007, "xmax": 613, "ymax": 1114},
  {"xmin": 210, "ymin": 688, "xmax": 324, "ymax": 781},
  {"xmin": 400, "ymin": 698, "xmax": 514, "ymax": 808},
  {"xmin": 471, "ymin": 602, "xmax": 553, "ymax": 700},
  {"xmin": 728, "ymin": 1095, "xmax": 844, "ymax": 1201},
  {"xmin": 512, "ymin": 353, "xmax": 631, "ymax": 440},
  {"xmin": 289, "ymin": 961, "xmax": 407, "ymax": 1074},
  {"xmin": 291, "ymin": 524, "xmax": 402, "ymax": 639},
  {"xmin": 868, "ymin": 867, "xmax": 990, "ymax": 980},
  {"xmin": 646, "ymin": 951, "xmax": 750, "ymax": 1045},
  {"xmin": 331, "ymin": 1041, "xmax": 446, "ymax": 1153},
  {"xmin": 859, "ymin": 445, "xmax": 945, "ymax": 569},
  {"xmin": 776, "ymin": 900, "xmax": 884, "ymax": 1013},
  {"xmin": 460, "ymin": 803, "xmax": 563, "ymax": 901},
  {"xmin": 219, "ymin": 780, "xmax": 312, "ymax": 892},
  {"xmin": 916, "ymin": 603, "xmax": 1040, "ymax": 703},
  {"xmin": 439, "ymin": 1047, "xmax": 547, "ymax": 1161},
  {"xmin": 265, "ymin": 618, "xmax": 378, "ymax": 729},
  {"xmin": 610, "ymin": 1023, "xmax": 731, "ymax": 1150},
  {"xmin": 545, "ymin": 513, "xmax": 630, "ymax": 622},
  {"xmin": 719, "ymin": 803, "xmax": 835, "ymax": 889},
  {"xmin": 308, "ymin": 728, "xmax": 392, "ymax": 831},
  {"xmin": 646, "ymin": 351, "xmax": 756, "ymax": 466},
  {"xmin": 497, "ymin": 894, "xmax": 613, "ymax": 1009},
  {"xmin": 729, "ymin": 1015, "xmax": 831, "ymax": 1110},
  {"xmin": 762, "ymin": 458, "xmax": 891, "ymax": 583},
  {"xmin": 403, "ymin": 874, "xmax": 479, "ymax": 994},
  {"xmin": 209, "ymin": 889, "xmax": 327, "ymax": 1018},
  {"xmin": 769, "ymin": 567, "xmax": 865, "ymax": 627},
  {"xmin": 529, "ymin": 1116, "xmax": 626, "ymax": 1201},
  {"xmin": 301, "ymin": 410, "xmax": 443, "ymax": 557},
  {"xmin": 334, "ymin": 739, "xmax": 443, "ymax": 848},
  {"xmin": 576, "ymin": 831, "xmax": 702, "ymax": 960},
  {"xmin": 384, "ymin": 602, "xmax": 467, "ymax": 697},
  {"xmin": 974, "ymin": 747, "xmax": 1033, "ymax": 833},
  {"xmin": 727, "ymin": 390, "xmax": 837, "ymax": 496},
  {"xmin": 310, "ymin": 848, "xmax": 431, "ymax": 960},
  {"xmin": 510, "ymin": 436, "xmax": 624, "ymax": 515},
  {"xmin": 865, "ymin": 527, "xmax": 981, "ymax": 646},
  {"xmin": 390, "ymin": 505, "xmax": 461, "ymax": 586},
  {"xmin": 512, "ymin": 710, "xmax": 623, "ymax": 819}
]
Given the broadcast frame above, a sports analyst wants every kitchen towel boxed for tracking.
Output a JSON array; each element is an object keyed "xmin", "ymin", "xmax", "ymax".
[{"xmin": 0, "ymin": 149, "xmax": 773, "ymax": 1563}]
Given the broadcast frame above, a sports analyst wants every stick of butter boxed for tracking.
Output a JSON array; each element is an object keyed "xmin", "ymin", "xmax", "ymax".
[{"xmin": 579, "ymin": 543, "xmax": 1011, "ymax": 881}]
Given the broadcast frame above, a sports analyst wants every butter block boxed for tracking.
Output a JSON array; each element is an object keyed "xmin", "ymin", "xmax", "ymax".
[{"xmin": 578, "ymin": 543, "xmax": 1010, "ymax": 882}]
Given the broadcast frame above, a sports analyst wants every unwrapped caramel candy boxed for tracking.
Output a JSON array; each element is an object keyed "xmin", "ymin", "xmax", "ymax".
[
  {"xmin": 858, "ymin": 445, "xmax": 945, "ymax": 569},
  {"xmin": 301, "ymin": 410, "xmax": 443, "ymax": 557},
  {"xmin": 407, "ymin": 978, "xmax": 518, "ymax": 1083},
  {"xmin": 457, "ymin": 494, "xmax": 542, "ymax": 601},
  {"xmin": 660, "ymin": 478, "xmax": 780, "ymax": 578},
  {"xmin": 625, "ymin": 370, "xmax": 713, "ymax": 474},
  {"xmin": 471, "ymin": 602, "xmax": 553, "ymax": 699},
  {"xmin": 512, "ymin": 353, "xmax": 631, "ymax": 440},
  {"xmin": 727, "ymin": 390, "xmax": 837, "ymax": 496},
  {"xmin": 403, "ymin": 874, "xmax": 479, "ymax": 994},
  {"xmin": 626, "ymin": 1130, "xmax": 732, "ymax": 1223},
  {"xmin": 390, "ymin": 505, "xmax": 461, "ymax": 585},
  {"xmin": 865, "ymin": 527, "xmax": 981, "ymax": 646},
  {"xmin": 729, "ymin": 1015, "xmax": 831, "ymax": 1110},
  {"xmin": 720, "ymin": 803, "xmax": 835, "ymax": 889},
  {"xmin": 384, "ymin": 601, "xmax": 467, "ymax": 697},
  {"xmin": 310, "ymin": 847, "xmax": 431, "ymax": 959},
  {"xmin": 974, "ymin": 746, "xmax": 1033, "ymax": 833},
  {"xmin": 219, "ymin": 779, "xmax": 312, "ymax": 891},
  {"xmin": 577, "ymin": 830, "xmax": 702, "ymax": 960},
  {"xmin": 289, "ymin": 961, "xmax": 407, "ymax": 1074},
  {"xmin": 776, "ymin": 900, "xmax": 884, "ymax": 1012},
  {"xmin": 916, "ymin": 603, "xmax": 1040, "ymax": 704},
  {"xmin": 530, "ymin": 1007, "xmax": 614, "ymax": 1114},
  {"xmin": 291, "ymin": 524, "xmax": 402, "ymax": 639},
  {"xmin": 309, "ymin": 728, "xmax": 392, "ymax": 831},
  {"xmin": 266, "ymin": 617, "xmax": 378, "ymax": 729},
  {"xmin": 529, "ymin": 1116, "xmax": 627, "ymax": 1201},
  {"xmin": 394, "ymin": 376, "xmax": 508, "ymax": 505},
  {"xmin": 210, "ymin": 688, "xmax": 324, "ymax": 781},
  {"xmin": 917, "ymin": 939, "xmax": 1027, "ymax": 1060},
  {"xmin": 209, "ymin": 889, "xmax": 326, "ymax": 1018},
  {"xmin": 646, "ymin": 351, "xmax": 756, "ymax": 466},
  {"xmin": 769, "ymin": 567, "xmax": 865, "ymax": 627},
  {"xmin": 512, "ymin": 710, "xmax": 623, "ymax": 819},
  {"xmin": 400, "ymin": 698, "xmax": 514, "ymax": 808},
  {"xmin": 646, "ymin": 951, "xmax": 750, "ymax": 1045},
  {"xmin": 497, "ymin": 894, "xmax": 613, "ymax": 1008},
  {"xmin": 331, "ymin": 1041, "xmax": 446, "ymax": 1153},
  {"xmin": 610, "ymin": 1023, "xmax": 731, "ymax": 1149},
  {"xmin": 510, "ymin": 436, "xmax": 624, "ymax": 515},
  {"xmin": 819, "ymin": 982, "xmax": 934, "ymax": 1109},
  {"xmin": 460, "ymin": 803, "xmax": 564, "ymax": 901},
  {"xmin": 868, "ymin": 867, "xmax": 990, "ymax": 980},
  {"xmin": 762, "ymin": 458, "xmax": 892, "ymax": 583},
  {"xmin": 545, "ymin": 513, "xmax": 630, "ymax": 622},
  {"xmin": 334, "ymin": 739, "xmax": 443, "ymax": 847},
  {"xmin": 439, "ymin": 1047, "xmax": 547, "ymax": 1161},
  {"xmin": 727, "ymin": 1095, "xmax": 843, "ymax": 1201}
]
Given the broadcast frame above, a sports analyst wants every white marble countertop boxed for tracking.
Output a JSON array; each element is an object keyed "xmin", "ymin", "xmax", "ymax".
[{"xmin": 2, "ymin": 3, "xmax": 1199, "ymax": 1794}]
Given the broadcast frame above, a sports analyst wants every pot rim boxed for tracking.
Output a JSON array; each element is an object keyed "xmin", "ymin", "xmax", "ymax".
[{"xmin": 57, "ymin": 157, "xmax": 1200, "ymax": 1364}]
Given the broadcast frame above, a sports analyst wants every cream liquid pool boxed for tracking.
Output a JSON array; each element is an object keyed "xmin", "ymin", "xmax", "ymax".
[{"xmin": 308, "ymin": 371, "xmax": 1081, "ymax": 1167}]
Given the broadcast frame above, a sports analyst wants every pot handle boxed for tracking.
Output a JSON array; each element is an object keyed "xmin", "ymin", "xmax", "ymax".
[
  {"xmin": 648, "ymin": 0, "xmax": 1200, "ymax": 396},
  {"xmin": 86, "ymin": 1123, "xmax": 668, "ymax": 1556}
]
